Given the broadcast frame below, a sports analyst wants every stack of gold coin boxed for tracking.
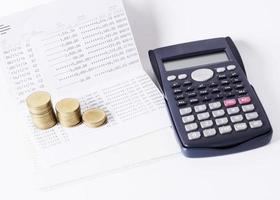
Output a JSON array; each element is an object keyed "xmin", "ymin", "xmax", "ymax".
[
  {"xmin": 55, "ymin": 98, "xmax": 82, "ymax": 127},
  {"xmin": 82, "ymin": 108, "xmax": 107, "ymax": 128},
  {"xmin": 26, "ymin": 91, "xmax": 57, "ymax": 130}
]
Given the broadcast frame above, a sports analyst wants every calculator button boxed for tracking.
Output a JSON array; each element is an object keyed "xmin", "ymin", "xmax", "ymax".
[
  {"xmin": 203, "ymin": 128, "xmax": 216, "ymax": 137},
  {"xmin": 212, "ymin": 109, "xmax": 225, "ymax": 118},
  {"xmin": 171, "ymin": 82, "xmax": 180, "ymax": 88},
  {"xmin": 209, "ymin": 82, "xmax": 218, "ymax": 87},
  {"xmin": 214, "ymin": 94, "xmax": 223, "ymax": 100},
  {"xmin": 177, "ymin": 100, "xmax": 187, "ymax": 106},
  {"xmin": 185, "ymin": 123, "xmax": 198, "ymax": 132},
  {"xmin": 242, "ymin": 104, "xmax": 255, "ymax": 112},
  {"xmin": 198, "ymin": 84, "xmax": 207, "ymax": 90},
  {"xmin": 226, "ymin": 92, "xmax": 235, "ymax": 98},
  {"xmin": 211, "ymin": 88, "xmax": 220, "ymax": 94},
  {"xmin": 224, "ymin": 99, "xmax": 237, "ymax": 107},
  {"xmin": 186, "ymin": 86, "xmax": 194, "ymax": 92},
  {"xmin": 219, "ymin": 125, "xmax": 232, "ymax": 134},
  {"xmin": 237, "ymin": 90, "xmax": 247, "ymax": 95},
  {"xmin": 224, "ymin": 86, "xmax": 232, "ymax": 91},
  {"xmin": 221, "ymin": 80, "xmax": 230, "ymax": 85},
  {"xmin": 232, "ymin": 78, "xmax": 241, "ymax": 83},
  {"xmin": 194, "ymin": 104, "xmax": 207, "ymax": 113},
  {"xmin": 178, "ymin": 74, "xmax": 187, "ymax": 80},
  {"xmin": 180, "ymin": 107, "xmax": 192, "ymax": 115},
  {"xmin": 230, "ymin": 72, "xmax": 238, "ymax": 78},
  {"xmin": 215, "ymin": 117, "xmax": 228, "ymax": 126},
  {"xmin": 183, "ymin": 80, "xmax": 192, "ymax": 86},
  {"xmin": 188, "ymin": 131, "xmax": 201, "ymax": 140},
  {"xmin": 249, "ymin": 120, "xmax": 263, "ymax": 129},
  {"xmin": 218, "ymin": 74, "xmax": 227, "ymax": 79},
  {"xmin": 174, "ymin": 89, "xmax": 183, "ymax": 94},
  {"xmin": 182, "ymin": 115, "xmax": 195, "ymax": 123},
  {"xmin": 227, "ymin": 107, "xmax": 240, "ymax": 115},
  {"xmin": 209, "ymin": 102, "xmax": 221, "ymax": 110},
  {"xmin": 245, "ymin": 112, "xmax": 259, "ymax": 120},
  {"xmin": 202, "ymin": 96, "xmax": 211, "ymax": 102},
  {"xmin": 230, "ymin": 114, "xmax": 243, "ymax": 123},
  {"xmin": 234, "ymin": 123, "xmax": 247, "ymax": 132},
  {"xmin": 190, "ymin": 98, "xmax": 199, "ymax": 104},
  {"xmin": 191, "ymin": 68, "xmax": 214, "ymax": 82},
  {"xmin": 238, "ymin": 96, "xmax": 251, "ymax": 105},
  {"xmin": 216, "ymin": 67, "xmax": 226, "ymax": 73},
  {"xmin": 227, "ymin": 65, "xmax": 236, "ymax": 70},
  {"xmin": 200, "ymin": 120, "xmax": 213, "ymax": 129},
  {"xmin": 235, "ymin": 84, "xmax": 244, "ymax": 89},
  {"xmin": 167, "ymin": 75, "xmax": 176, "ymax": 81},
  {"xmin": 175, "ymin": 94, "xmax": 184, "ymax": 100},
  {"xmin": 199, "ymin": 90, "xmax": 208, "ymax": 95},
  {"xmin": 197, "ymin": 112, "xmax": 210, "ymax": 121},
  {"xmin": 187, "ymin": 92, "xmax": 197, "ymax": 98}
]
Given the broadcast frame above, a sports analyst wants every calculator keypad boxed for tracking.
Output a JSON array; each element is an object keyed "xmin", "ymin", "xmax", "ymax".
[
  {"xmin": 168, "ymin": 65, "xmax": 264, "ymax": 141},
  {"xmin": 169, "ymin": 72, "xmax": 252, "ymax": 107},
  {"xmin": 180, "ymin": 96, "xmax": 263, "ymax": 141}
]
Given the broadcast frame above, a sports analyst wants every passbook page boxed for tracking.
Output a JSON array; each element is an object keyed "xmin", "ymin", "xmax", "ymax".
[{"xmin": 0, "ymin": 0, "xmax": 171, "ymax": 166}]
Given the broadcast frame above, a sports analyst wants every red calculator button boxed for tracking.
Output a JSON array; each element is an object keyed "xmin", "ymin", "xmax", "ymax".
[
  {"xmin": 238, "ymin": 96, "xmax": 251, "ymax": 105},
  {"xmin": 224, "ymin": 99, "xmax": 237, "ymax": 107}
]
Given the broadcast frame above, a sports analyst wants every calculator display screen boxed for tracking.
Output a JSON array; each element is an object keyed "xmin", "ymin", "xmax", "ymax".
[{"xmin": 163, "ymin": 52, "xmax": 229, "ymax": 71}]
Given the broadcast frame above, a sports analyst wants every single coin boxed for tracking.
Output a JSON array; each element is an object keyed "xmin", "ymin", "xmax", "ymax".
[
  {"xmin": 26, "ymin": 91, "xmax": 51, "ymax": 109},
  {"xmin": 82, "ymin": 108, "xmax": 107, "ymax": 128},
  {"xmin": 55, "ymin": 98, "xmax": 80, "ymax": 113},
  {"xmin": 28, "ymin": 104, "xmax": 53, "ymax": 115},
  {"xmin": 31, "ymin": 109, "xmax": 56, "ymax": 119},
  {"xmin": 56, "ymin": 108, "xmax": 81, "ymax": 118}
]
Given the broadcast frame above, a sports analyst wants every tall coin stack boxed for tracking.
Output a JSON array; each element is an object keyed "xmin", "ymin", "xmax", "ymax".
[
  {"xmin": 55, "ymin": 98, "xmax": 82, "ymax": 127},
  {"xmin": 26, "ymin": 91, "xmax": 57, "ymax": 130}
]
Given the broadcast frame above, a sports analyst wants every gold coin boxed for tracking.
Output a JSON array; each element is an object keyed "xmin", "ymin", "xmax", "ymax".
[
  {"xmin": 55, "ymin": 98, "xmax": 80, "ymax": 114},
  {"xmin": 32, "ymin": 119, "xmax": 56, "ymax": 130},
  {"xmin": 30, "ymin": 108, "xmax": 55, "ymax": 118},
  {"xmin": 56, "ymin": 108, "xmax": 81, "ymax": 119},
  {"xmin": 82, "ymin": 108, "xmax": 107, "ymax": 128},
  {"xmin": 26, "ymin": 91, "xmax": 51, "ymax": 109},
  {"xmin": 28, "ymin": 104, "xmax": 52, "ymax": 115}
]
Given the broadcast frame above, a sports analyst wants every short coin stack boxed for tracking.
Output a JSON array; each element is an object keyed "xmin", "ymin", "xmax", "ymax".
[
  {"xmin": 82, "ymin": 108, "xmax": 107, "ymax": 128},
  {"xmin": 26, "ymin": 91, "xmax": 57, "ymax": 130},
  {"xmin": 55, "ymin": 98, "xmax": 82, "ymax": 127}
]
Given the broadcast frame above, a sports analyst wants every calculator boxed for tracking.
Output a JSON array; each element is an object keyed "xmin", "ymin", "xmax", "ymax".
[{"xmin": 149, "ymin": 37, "xmax": 273, "ymax": 157}]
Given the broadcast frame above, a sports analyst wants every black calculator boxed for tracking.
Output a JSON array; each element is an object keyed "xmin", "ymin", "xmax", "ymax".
[{"xmin": 149, "ymin": 37, "xmax": 272, "ymax": 157}]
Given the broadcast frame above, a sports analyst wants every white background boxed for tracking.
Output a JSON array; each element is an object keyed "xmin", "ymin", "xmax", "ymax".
[{"xmin": 0, "ymin": 0, "xmax": 280, "ymax": 199}]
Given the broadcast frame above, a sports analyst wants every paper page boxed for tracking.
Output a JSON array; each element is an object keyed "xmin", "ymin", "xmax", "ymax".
[
  {"xmin": 35, "ymin": 126, "xmax": 180, "ymax": 189},
  {"xmin": 0, "ymin": 0, "xmax": 171, "ymax": 166}
]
